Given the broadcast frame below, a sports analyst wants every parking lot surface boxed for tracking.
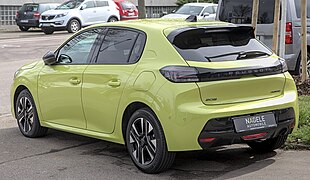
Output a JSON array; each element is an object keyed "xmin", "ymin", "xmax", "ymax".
[{"xmin": 0, "ymin": 30, "xmax": 309, "ymax": 180}]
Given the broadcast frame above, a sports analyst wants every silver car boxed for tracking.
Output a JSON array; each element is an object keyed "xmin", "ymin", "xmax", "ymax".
[{"xmin": 216, "ymin": 0, "xmax": 310, "ymax": 76}]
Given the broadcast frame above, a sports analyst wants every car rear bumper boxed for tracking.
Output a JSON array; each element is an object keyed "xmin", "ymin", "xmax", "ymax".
[
  {"xmin": 154, "ymin": 72, "xmax": 299, "ymax": 151},
  {"xmin": 198, "ymin": 108, "xmax": 295, "ymax": 149},
  {"xmin": 120, "ymin": 16, "xmax": 138, "ymax": 21},
  {"xmin": 16, "ymin": 19, "xmax": 39, "ymax": 27}
]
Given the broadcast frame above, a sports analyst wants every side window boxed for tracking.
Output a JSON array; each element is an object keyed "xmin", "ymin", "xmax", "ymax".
[
  {"xmin": 57, "ymin": 29, "xmax": 101, "ymax": 64},
  {"xmin": 129, "ymin": 34, "xmax": 146, "ymax": 63},
  {"xmin": 202, "ymin": 6, "xmax": 214, "ymax": 15},
  {"xmin": 96, "ymin": 29, "xmax": 139, "ymax": 64},
  {"xmin": 96, "ymin": 0, "xmax": 109, "ymax": 7},
  {"xmin": 83, "ymin": 1, "xmax": 96, "ymax": 9}
]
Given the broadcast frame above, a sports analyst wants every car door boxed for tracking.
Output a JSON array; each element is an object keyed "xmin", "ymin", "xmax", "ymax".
[
  {"xmin": 82, "ymin": 28, "xmax": 146, "ymax": 133},
  {"xmin": 94, "ymin": 0, "xmax": 111, "ymax": 23},
  {"xmin": 38, "ymin": 28, "xmax": 102, "ymax": 129},
  {"xmin": 201, "ymin": 6, "xmax": 216, "ymax": 20},
  {"xmin": 80, "ymin": 0, "xmax": 97, "ymax": 25}
]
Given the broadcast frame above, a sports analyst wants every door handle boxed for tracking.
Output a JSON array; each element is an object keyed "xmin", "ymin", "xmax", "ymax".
[
  {"xmin": 108, "ymin": 80, "xmax": 121, "ymax": 87},
  {"xmin": 69, "ymin": 78, "xmax": 81, "ymax": 85}
]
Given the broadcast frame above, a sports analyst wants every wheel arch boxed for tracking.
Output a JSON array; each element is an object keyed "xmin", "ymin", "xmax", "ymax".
[
  {"xmin": 13, "ymin": 85, "xmax": 29, "ymax": 116},
  {"xmin": 108, "ymin": 15, "xmax": 119, "ymax": 22},
  {"xmin": 66, "ymin": 17, "xmax": 82, "ymax": 27}
]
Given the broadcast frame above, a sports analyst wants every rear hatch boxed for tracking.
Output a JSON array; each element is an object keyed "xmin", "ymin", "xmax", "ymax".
[
  {"xmin": 166, "ymin": 26, "xmax": 287, "ymax": 105},
  {"xmin": 18, "ymin": 3, "xmax": 40, "ymax": 20},
  {"xmin": 120, "ymin": 1, "xmax": 138, "ymax": 18}
]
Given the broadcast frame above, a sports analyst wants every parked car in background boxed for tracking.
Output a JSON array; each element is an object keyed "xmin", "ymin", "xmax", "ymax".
[
  {"xmin": 15, "ymin": 3, "xmax": 59, "ymax": 31},
  {"xmin": 39, "ymin": 0, "xmax": 120, "ymax": 34},
  {"xmin": 162, "ymin": 3, "xmax": 218, "ymax": 20},
  {"xmin": 217, "ymin": 0, "xmax": 310, "ymax": 76},
  {"xmin": 114, "ymin": 0, "xmax": 138, "ymax": 20},
  {"xmin": 12, "ymin": 19, "xmax": 298, "ymax": 173}
]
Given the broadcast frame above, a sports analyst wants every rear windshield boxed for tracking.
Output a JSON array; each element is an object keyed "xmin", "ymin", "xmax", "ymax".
[
  {"xmin": 121, "ymin": 1, "xmax": 136, "ymax": 10},
  {"xmin": 219, "ymin": 0, "xmax": 275, "ymax": 24},
  {"xmin": 20, "ymin": 4, "xmax": 39, "ymax": 12},
  {"xmin": 56, "ymin": 0, "xmax": 84, "ymax": 10},
  {"xmin": 294, "ymin": 0, "xmax": 310, "ymax": 18},
  {"xmin": 175, "ymin": 5, "xmax": 204, "ymax": 16},
  {"xmin": 170, "ymin": 27, "xmax": 272, "ymax": 62}
]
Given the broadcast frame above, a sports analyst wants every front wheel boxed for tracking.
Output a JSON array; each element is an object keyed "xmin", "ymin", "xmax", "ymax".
[
  {"xmin": 42, "ymin": 28, "xmax": 54, "ymax": 35},
  {"xmin": 15, "ymin": 89, "xmax": 48, "ymax": 138},
  {"xmin": 246, "ymin": 134, "xmax": 288, "ymax": 153},
  {"xmin": 67, "ymin": 19, "xmax": 81, "ymax": 33},
  {"xmin": 126, "ymin": 108, "xmax": 175, "ymax": 174},
  {"xmin": 108, "ymin": 17, "xmax": 118, "ymax": 22}
]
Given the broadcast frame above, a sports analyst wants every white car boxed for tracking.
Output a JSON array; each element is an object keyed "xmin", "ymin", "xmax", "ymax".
[
  {"xmin": 39, "ymin": 0, "xmax": 120, "ymax": 34},
  {"xmin": 162, "ymin": 3, "xmax": 218, "ymax": 21}
]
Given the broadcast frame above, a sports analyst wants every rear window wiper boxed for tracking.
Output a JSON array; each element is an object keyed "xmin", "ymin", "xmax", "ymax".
[{"xmin": 205, "ymin": 51, "xmax": 271, "ymax": 61}]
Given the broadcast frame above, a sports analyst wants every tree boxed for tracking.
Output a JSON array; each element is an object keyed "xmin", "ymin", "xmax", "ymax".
[
  {"xmin": 138, "ymin": 0, "xmax": 146, "ymax": 19},
  {"xmin": 176, "ymin": 0, "xmax": 219, "ymax": 6}
]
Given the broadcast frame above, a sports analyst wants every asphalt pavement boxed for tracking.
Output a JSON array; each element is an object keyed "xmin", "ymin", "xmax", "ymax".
[{"xmin": 0, "ymin": 28, "xmax": 309, "ymax": 180}]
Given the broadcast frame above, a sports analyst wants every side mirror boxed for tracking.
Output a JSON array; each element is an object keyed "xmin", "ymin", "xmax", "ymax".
[
  {"xmin": 203, "ymin": 12, "xmax": 210, "ymax": 17},
  {"xmin": 80, "ymin": 4, "xmax": 87, "ymax": 10},
  {"xmin": 171, "ymin": 9, "xmax": 176, "ymax": 13},
  {"xmin": 43, "ymin": 51, "xmax": 57, "ymax": 65}
]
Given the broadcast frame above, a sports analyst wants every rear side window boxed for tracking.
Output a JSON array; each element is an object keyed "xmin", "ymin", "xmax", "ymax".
[
  {"xmin": 96, "ymin": 29, "xmax": 140, "ymax": 64},
  {"xmin": 170, "ymin": 27, "xmax": 272, "ymax": 62},
  {"xmin": 219, "ymin": 0, "xmax": 275, "ymax": 24},
  {"xmin": 96, "ymin": 0, "xmax": 109, "ymax": 7},
  {"xmin": 20, "ymin": 4, "xmax": 39, "ymax": 12},
  {"xmin": 294, "ymin": 0, "xmax": 310, "ymax": 18}
]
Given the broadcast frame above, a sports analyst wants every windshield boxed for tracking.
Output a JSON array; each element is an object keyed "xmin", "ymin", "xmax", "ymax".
[
  {"xmin": 56, "ymin": 0, "xmax": 84, "ymax": 10},
  {"xmin": 175, "ymin": 5, "xmax": 204, "ymax": 15},
  {"xmin": 170, "ymin": 27, "xmax": 272, "ymax": 62}
]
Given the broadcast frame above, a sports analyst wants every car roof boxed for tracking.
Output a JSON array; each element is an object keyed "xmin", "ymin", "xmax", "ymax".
[{"xmin": 88, "ymin": 19, "xmax": 233, "ymax": 35}]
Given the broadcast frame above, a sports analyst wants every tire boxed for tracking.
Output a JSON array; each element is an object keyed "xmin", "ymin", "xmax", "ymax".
[
  {"xmin": 15, "ymin": 89, "xmax": 48, "ymax": 138},
  {"xmin": 293, "ymin": 51, "xmax": 310, "ymax": 77},
  {"xmin": 108, "ymin": 17, "xmax": 118, "ymax": 22},
  {"xmin": 19, "ymin": 26, "xmax": 30, "ymax": 32},
  {"xmin": 67, "ymin": 19, "xmax": 81, "ymax": 33},
  {"xmin": 42, "ymin": 28, "xmax": 54, "ymax": 35},
  {"xmin": 126, "ymin": 108, "xmax": 175, "ymax": 174},
  {"xmin": 246, "ymin": 134, "xmax": 288, "ymax": 153}
]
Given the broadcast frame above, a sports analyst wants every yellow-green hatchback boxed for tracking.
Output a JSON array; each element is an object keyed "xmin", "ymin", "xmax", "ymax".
[{"xmin": 11, "ymin": 19, "xmax": 298, "ymax": 173}]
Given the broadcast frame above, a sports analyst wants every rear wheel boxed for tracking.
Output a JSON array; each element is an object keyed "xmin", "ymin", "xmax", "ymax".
[
  {"xmin": 67, "ymin": 19, "xmax": 81, "ymax": 33},
  {"xmin": 42, "ymin": 28, "xmax": 54, "ymax": 35},
  {"xmin": 126, "ymin": 108, "xmax": 175, "ymax": 174},
  {"xmin": 108, "ymin": 17, "xmax": 118, "ymax": 22},
  {"xmin": 246, "ymin": 134, "xmax": 288, "ymax": 153},
  {"xmin": 15, "ymin": 89, "xmax": 48, "ymax": 138},
  {"xmin": 19, "ymin": 26, "xmax": 29, "ymax": 32}
]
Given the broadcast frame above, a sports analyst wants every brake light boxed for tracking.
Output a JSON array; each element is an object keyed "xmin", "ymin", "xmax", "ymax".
[
  {"xmin": 242, "ymin": 132, "xmax": 268, "ymax": 140},
  {"xmin": 285, "ymin": 22, "xmax": 293, "ymax": 44},
  {"xmin": 199, "ymin": 137, "xmax": 216, "ymax": 143},
  {"xmin": 33, "ymin": 12, "xmax": 40, "ymax": 18},
  {"xmin": 160, "ymin": 66, "xmax": 199, "ymax": 83}
]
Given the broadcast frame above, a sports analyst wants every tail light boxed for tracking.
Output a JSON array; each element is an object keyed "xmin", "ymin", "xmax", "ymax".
[
  {"xmin": 242, "ymin": 132, "xmax": 268, "ymax": 140},
  {"xmin": 160, "ymin": 61, "xmax": 287, "ymax": 83},
  {"xmin": 33, "ymin": 12, "xmax": 40, "ymax": 18},
  {"xmin": 16, "ymin": 11, "xmax": 19, "ymax": 18},
  {"xmin": 199, "ymin": 137, "xmax": 216, "ymax": 143},
  {"xmin": 285, "ymin": 22, "xmax": 293, "ymax": 44}
]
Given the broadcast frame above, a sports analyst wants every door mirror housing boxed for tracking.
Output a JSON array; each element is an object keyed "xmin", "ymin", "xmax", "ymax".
[
  {"xmin": 43, "ymin": 51, "xmax": 57, "ymax": 65},
  {"xmin": 203, "ymin": 12, "xmax": 210, "ymax": 17},
  {"xmin": 80, "ymin": 4, "xmax": 87, "ymax": 10}
]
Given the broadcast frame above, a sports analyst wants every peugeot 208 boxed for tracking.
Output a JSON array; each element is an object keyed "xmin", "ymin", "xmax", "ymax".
[{"xmin": 11, "ymin": 19, "xmax": 298, "ymax": 173}]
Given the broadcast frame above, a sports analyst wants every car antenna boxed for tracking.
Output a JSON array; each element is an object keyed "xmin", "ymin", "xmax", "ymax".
[{"xmin": 185, "ymin": 15, "xmax": 197, "ymax": 22}]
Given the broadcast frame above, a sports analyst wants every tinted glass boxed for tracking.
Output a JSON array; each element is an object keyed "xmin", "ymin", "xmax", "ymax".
[
  {"xmin": 175, "ymin": 5, "xmax": 204, "ymax": 15},
  {"xmin": 294, "ymin": 0, "xmax": 310, "ymax": 18},
  {"xmin": 57, "ymin": 29, "xmax": 100, "ymax": 64},
  {"xmin": 56, "ymin": 0, "xmax": 84, "ymax": 10},
  {"xmin": 129, "ymin": 34, "xmax": 146, "ymax": 63},
  {"xmin": 84, "ymin": 1, "xmax": 96, "ymax": 8},
  {"xmin": 219, "ymin": 0, "xmax": 275, "ymax": 24},
  {"xmin": 171, "ymin": 28, "xmax": 272, "ymax": 62},
  {"xmin": 96, "ymin": 29, "xmax": 139, "ymax": 64},
  {"xmin": 121, "ymin": 1, "xmax": 136, "ymax": 10},
  {"xmin": 21, "ymin": 4, "xmax": 39, "ymax": 12},
  {"xmin": 96, "ymin": 0, "xmax": 109, "ymax": 7}
]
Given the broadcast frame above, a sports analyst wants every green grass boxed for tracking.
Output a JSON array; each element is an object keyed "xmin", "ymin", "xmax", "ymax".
[{"xmin": 287, "ymin": 96, "xmax": 310, "ymax": 145}]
